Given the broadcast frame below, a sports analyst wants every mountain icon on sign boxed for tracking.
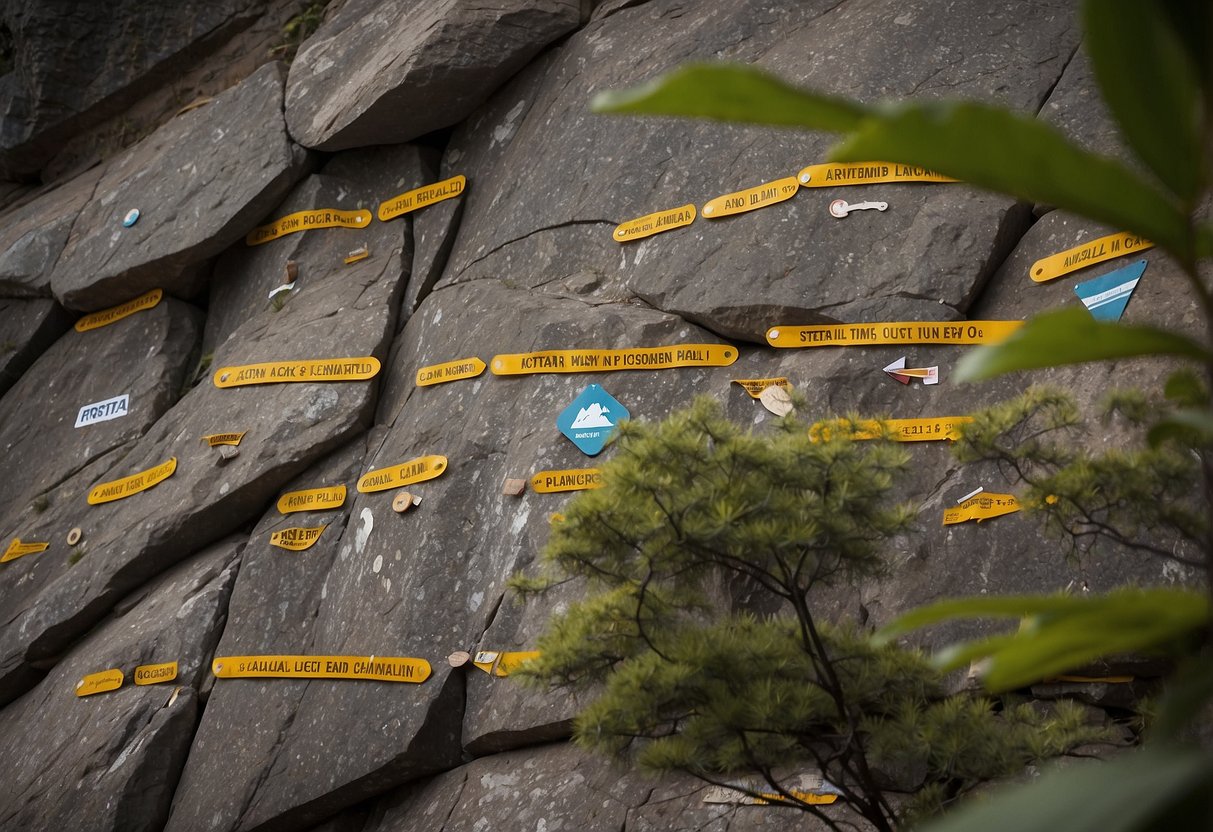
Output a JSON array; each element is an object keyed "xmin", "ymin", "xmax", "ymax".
[
  {"xmin": 556, "ymin": 384, "xmax": 630, "ymax": 456},
  {"xmin": 570, "ymin": 403, "xmax": 613, "ymax": 428}
]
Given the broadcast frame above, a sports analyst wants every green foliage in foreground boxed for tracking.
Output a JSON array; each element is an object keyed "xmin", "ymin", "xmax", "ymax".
[
  {"xmin": 514, "ymin": 399, "xmax": 1109, "ymax": 831},
  {"xmin": 577, "ymin": 0, "xmax": 1213, "ymax": 827}
]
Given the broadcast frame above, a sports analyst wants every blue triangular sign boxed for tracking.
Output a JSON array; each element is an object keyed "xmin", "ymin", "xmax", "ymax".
[
  {"xmin": 1073, "ymin": 259, "xmax": 1147, "ymax": 321},
  {"xmin": 557, "ymin": 384, "xmax": 629, "ymax": 456}
]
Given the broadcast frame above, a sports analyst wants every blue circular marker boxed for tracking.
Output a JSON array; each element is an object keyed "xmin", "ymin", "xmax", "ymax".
[{"xmin": 122, "ymin": 209, "xmax": 140, "ymax": 227}]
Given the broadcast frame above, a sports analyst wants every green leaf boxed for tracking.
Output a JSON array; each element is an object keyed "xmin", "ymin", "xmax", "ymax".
[
  {"xmin": 876, "ymin": 589, "xmax": 1209, "ymax": 694},
  {"xmin": 832, "ymin": 101, "xmax": 1189, "ymax": 255},
  {"xmin": 920, "ymin": 747, "xmax": 1213, "ymax": 832},
  {"xmin": 1147, "ymin": 408, "xmax": 1213, "ymax": 447},
  {"xmin": 1083, "ymin": 0, "xmax": 1205, "ymax": 200},
  {"xmin": 954, "ymin": 308, "xmax": 1213, "ymax": 382},
  {"xmin": 591, "ymin": 63, "xmax": 868, "ymax": 132},
  {"xmin": 1153, "ymin": 658, "xmax": 1213, "ymax": 742}
]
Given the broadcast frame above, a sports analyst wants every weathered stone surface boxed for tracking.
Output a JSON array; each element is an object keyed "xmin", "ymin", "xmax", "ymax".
[
  {"xmin": 50, "ymin": 62, "xmax": 312, "ymax": 311},
  {"xmin": 204, "ymin": 143, "xmax": 433, "ymax": 356},
  {"xmin": 0, "ymin": 164, "xmax": 102, "ymax": 297},
  {"xmin": 0, "ymin": 212, "xmax": 406, "ymax": 704},
  {"xmin": 364, "ymin": 742, "xmax": 834, "ymax": 831},
  {"xmin": 0, "ymin": 0, "xmax": 270, "ymax": 179},
  {"xmin": 167, "ymin": 441, "xmax": 369, "ymax": 832},
  {"xmin": 430, "ymin": 0, "xmax": 1079, "ymax": 343},
  {"xmin": 0, "ymin": 536, "xmax": 240, "ymax": 832},
  {"xmin": 0, "ymin": 296, "xmax": 201, "ymax": 542},
  {"xmin": 0, "ymin": 296, "xmax": 72, "ymax": 395},
  {"xmin": 284, "ymin": 0, "xmax": 585, "ymax": 151}
]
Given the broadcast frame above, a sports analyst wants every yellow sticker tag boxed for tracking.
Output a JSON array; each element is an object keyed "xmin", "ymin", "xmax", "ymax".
[
  {"xmin": 494, "ymin": 650, "xmax": 541, "ymax": 677},
  {"xmin": 731, "ymin": 378, "xmax": 789, "ymax": 399},
  {"xmin": 416, "ymin": 357, "xmax": 487, "ymax": 387},
  {"xmin": 943, "ymin": 492, "xmax": 1022, "ymax": 524},
  {"xmin": 702, "ymin": 176, "xmax": 800, "ymax": 219},
  {"xmin": 766, "ymin": 321, "xmax": 1022, "ymax": 348},
  {"xmin": 134, "ymin": 661, "xmax": 178, "ymax": 685},
  {"xmin": 377, "ymin": 175, "xmax": 467, "ymax": 221},
  {"xmin": 343, "ymin": 248, "xmax": 369, "ymax": 265},
  {"xmin": 201, "ymin": 431, "xmax": 246, "ymax": 447},
  {"xmin": 87, "ymin": 457, "xmax": 177, "ymax": 505},
  {"xmin": 531, "ymin": 469, "xmax": 602, "ymax": 493},
  {"xmin": 1029, "ymin": 232, "xmax": 1153, "ymax": 283},
  {"xmin": 74, "ymin": 289, "xmax": 163, "ymax": 332},
  {"xmin": 613, "ymin": 204, "xmax": 696, "ymax": 242},
  {"xmin": 269, "ymin": 525, "xmax": 327, "ymax": 551},
  {"xmin": 76, "ymin": 668, "xmax": 124, "ymax": 697},
  {"xmin": 357, "ymin": 455, "xmax": 448, "ymax": 493},
  {"xmin": 810, "ymin": 417, "xmax": 972, "ymax": 443},
  {"xmin": 1, "ymin": 538, "xmax": 49, "ymax": 563},
  {"xmin": 212, "ymin": 655, "xmax": 431, "ymax": 683},
  {"xmin": 276, "ymin": 485, "xmax": 346, "ymax": 514},
  {"xmin": 245, "ymin": 208, "xmax": 373, "ymax": 246},
  {"xmin": 796, "ymin": 161, "xmax": 957, "ymax": 187},
  {"xmin": 213, "ymin": 357, "xmax": 381, "ymax": 387},
  {"xmin": 490, "ymin": 344, "xmax": 736, "ymax": 376}
]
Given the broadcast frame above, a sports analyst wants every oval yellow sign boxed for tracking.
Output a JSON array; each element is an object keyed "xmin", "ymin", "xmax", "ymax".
[
  {"xmin": 212, "ymin": 654, "xmax": 431, "ymax": 683},
  {"xmin": 246, "ymin": 208, "xmax": 373, "ymax": 246},
  {"xmin": 134, "ymin": 661, "xmax": 178, "ymax": 685},
  {"xmin": 613, "ymin": 203, "xmax": 696, "ymax": 242},
  {"xmin": 76, "ymin": 668, "xmax": 124, "ymax": 697},
  {"xmin": 276, "ymin": 486, "xmax": 346, "ymax": 514},
  {"xmin": 1029, "ymin": 231, "xmax": 1152, "ymax": 283},
  {"xmin": 357, "ymin": 455, "xmax": 448, "ymax": 493},
  {"xmin": 530, "ymin": 469, "xmax": 602, "ymax": 493},
  {"xmin": 490, "ymin": 344, "xmax": 736, "ymax": 376},
  {"xmin": 378, "ymin": 175, "xmax": 467, "ymax": 221},
  {"xmin": 702, "ymin": 176, "xmax": 799, "ymax": 219},
  {"xmin": 88, "ymin": 457, "xmax": 177, "ymax": 505},
  {"xmin": 75, "ymin": 289, "xmax": 163, "ymax": 333},
  {"xmin": 416, "ymin": 356, "xmax": 486, "ymax": 387},
  {"xmin": 269, "ymin": 525, "xmax": 327, "ymax": 551}
]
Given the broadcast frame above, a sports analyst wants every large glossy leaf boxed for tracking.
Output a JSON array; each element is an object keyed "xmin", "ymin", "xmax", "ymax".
[
  {"xmin": 1147, "ymin": 408, "xmax": 1213, "ymax": 448},
  {"xmin": 922, "ymin": 747, "xmax": 1213, "ymax": 832},
  {"xmin": 954, "ymin": 308, "xmax": 1213, "ymax": 382},
  {"xmin": 875, "ymin": 588, "xmax": 1209, "ymax": 692},
  {"xmin": 591, "ymin": 63, "xmax": 867, "ymax": 132},
  {"xmin": 833, "ymin": 101, "xmax": 1189, "ymax": 255},
  {"xmin": 1083, "ymin": 0, "xmax": 1205, "ymax": 201}
]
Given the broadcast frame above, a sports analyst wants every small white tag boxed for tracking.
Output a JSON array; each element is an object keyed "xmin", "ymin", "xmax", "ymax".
[{"xmin": 75, "ymin": 394, "xmax": 130, "ymax": 428}]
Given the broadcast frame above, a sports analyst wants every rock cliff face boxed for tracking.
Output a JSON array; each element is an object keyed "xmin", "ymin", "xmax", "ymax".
[{"xmin": 0, "ymin": 1, "xmax": 1194, "ymax": 830}]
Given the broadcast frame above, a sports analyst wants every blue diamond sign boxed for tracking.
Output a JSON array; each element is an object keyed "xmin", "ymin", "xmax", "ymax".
[{"xmin": 557, "ymin": 384, "xmax": 629, "ymax": 457}]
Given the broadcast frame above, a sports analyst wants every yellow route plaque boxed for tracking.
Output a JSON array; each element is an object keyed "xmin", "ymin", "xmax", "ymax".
[
  {"xmin": 490, "ymin": 344, "xmax": 736, "ymax": 375},
  {"xmin": 613, "ymin": 204, "xmax": 696, "ymax": 242},
  {"xmin": 212, "ymin": 654, "xmax": 431, "ymax": 683},
  {"xmin": 1, "ymin": 538, "xmax": 49, "ymax": 563},
  {"xmin": 213, "ymin": 357, "xmax": 380, "ymax": 387},
  {"xmin": 1029, "ymin": 231, "xmax": 1153, "ymax": 283},
  {"xmin": 88, "ymin": 457, "xmax": 176, "ymax": 505},
  {"xmin": 202, "ymin": 431, "xmax": 245, "ymax": 447},
  {"xmin": 277, "ymin": 485, "xmax": 346, "ymax": 514},
  {"xmin": 269, "ymin": 526, "xmax": 327, "ymax": 551},
  {"xmin": 810, "ymin": 417, "xmax": 972, "ymax": 443},
  {"xmin": 767, "ymin": 321, "xmax": 1021, "ymax": 348},
  {"xmin": 943, "ymin": 493, "xmax": 1022, "ymax": 525},
  {"xmin": 531, "ymin": 469, "xmax": 602, "ymax": 493},
  {"xmin": 134, "ymin": 661, "xmax": 178, "ymax": 685},
  {"xmin": 357, "ymin": 455, "xmax": 447, "ymax": 493},
  {"xmin": 731, "ymin": 378, "xmax": 789, "ymax": 398},
  {"xmin": 416, "ymin": 357, "xmax": 486, "ymax": 387},
  {"xmin": 74, "ymin": 289, "xmax": 162, "ymax": 332},
  {"xmin": 378, "ymin": 175, "xmax": 466, "ymax": 221},
  {"xmin": 702, "ymin": 176, "xmax": 800, "ymax": 219},
  {"xmin": 246, "ymin": 208, "xmax": 372, "ymax": 246},
  {"xmin": 796, "ymin": 161, "xmax": 957, "ymax": 187},
  {"xmin": 76, "ymin": 669, "xmax": 124, "ymax": 697}
]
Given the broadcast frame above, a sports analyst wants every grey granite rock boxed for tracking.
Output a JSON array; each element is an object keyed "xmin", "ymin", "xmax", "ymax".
[
  {"xmin": 0, "ymin": 296, "xmax": 72, "ymax": 395},
  {"xmin": 0, "ymin": 0, "xmax": 269, "ymax": 179},
  {"xmin": 0, "ymin": 296, "xmax": 201, "ymax": 543},
  {"xmin": 0, "ymin": 537, "xmax": 240, "ymax": 832},
  {"xmin": 204, "ymin": 143, "xmax": 434, "ymax": 356},
  {"xmin": 50, "ymin": 62, "xmax": 312, "ymax": 311},
  {"xmin": 0, "ymin": 206, "xmax": 407, "ymax": 704},
  {"xmin": 431, "ymin": 0, "xmax": 1080, "ymax": 342},
  {"xmin": 364, "ymin": 742, "xmax": 837, "ymax": 832},
  {"xmin": 284, "ymin": 0, "xmax": 585, "ymax": 151},
  {"xmin": 0, "ymin": 164, "xmax": 103, "ymax": 297}
]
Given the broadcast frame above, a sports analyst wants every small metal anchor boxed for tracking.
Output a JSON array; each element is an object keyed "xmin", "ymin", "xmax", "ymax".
[{"xmin": 829, "ymin": 199, "xmax": 888, "ymax": 218}]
